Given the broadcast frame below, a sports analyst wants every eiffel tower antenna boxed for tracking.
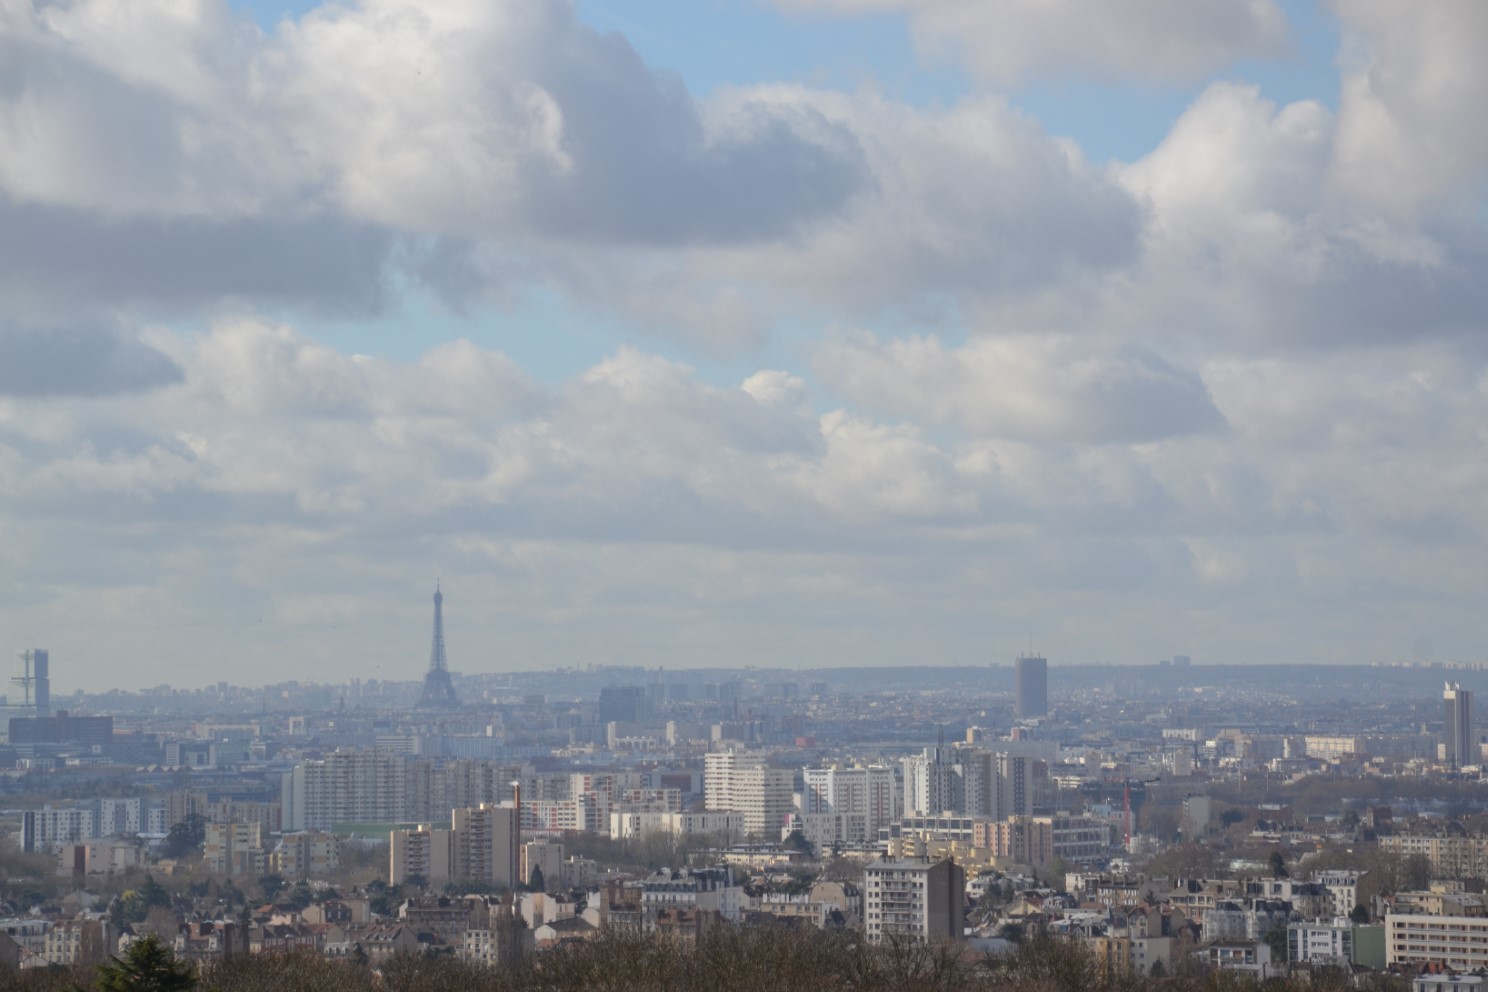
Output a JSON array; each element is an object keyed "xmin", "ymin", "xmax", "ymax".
[{"xmin": 417, "ymin": 583, "xmax": 460, "ymax": 709}]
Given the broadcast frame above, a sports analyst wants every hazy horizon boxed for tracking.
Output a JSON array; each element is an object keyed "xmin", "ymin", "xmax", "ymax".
[{"xmin": 3, "ymin": 0, "xmax": 1486, "ymax": 687}]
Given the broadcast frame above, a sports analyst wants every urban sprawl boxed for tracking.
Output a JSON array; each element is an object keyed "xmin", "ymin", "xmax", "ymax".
[{"xmin": 6, "ymin": 594, "xmax": 1488, "ymax": 990}]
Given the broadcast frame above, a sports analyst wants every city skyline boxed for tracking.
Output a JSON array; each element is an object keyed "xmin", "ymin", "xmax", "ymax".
[{"xmin": 2, "ymin": 1, "xmax": 1486, "ymax": 684}]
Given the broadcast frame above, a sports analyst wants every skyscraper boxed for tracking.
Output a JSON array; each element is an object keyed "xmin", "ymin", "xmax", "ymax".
[
  {"xmin": 1015, "ymin": 654, "xmax": 1047, "ymax": 721},
  {"xmin": 417, "ymin": 585, "xmax": 460, "ymax": 709},
  {"xmin": 1445, "ymin": 682, "xmax": 1474, "ymax": 769},
  {"xmin": 13, "ymin": 649, "xmax": 50, "ymax": 718},
  {"xmin": 598, "ymin": 685, "xmax": 647, "ymax": 724}
]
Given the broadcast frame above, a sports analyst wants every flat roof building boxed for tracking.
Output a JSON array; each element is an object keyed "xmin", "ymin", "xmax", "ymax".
[{"xmin": 863, "ymin": 857, "xmax": 964, "ymax": 944}]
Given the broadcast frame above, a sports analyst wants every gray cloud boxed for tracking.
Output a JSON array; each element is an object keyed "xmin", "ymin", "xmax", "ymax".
[
  {"xmin": 0, "ymin": 196, "xmax": 396, "ymax": 317},
  {"xmin": 0, "ymin": 324, "xmax": 183, "ymax": 398}
]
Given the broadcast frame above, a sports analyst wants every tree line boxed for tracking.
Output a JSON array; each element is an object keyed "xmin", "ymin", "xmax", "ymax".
[{"xmin": 0, "ymin": 927, "xmax": 1412, "ymax": 992}]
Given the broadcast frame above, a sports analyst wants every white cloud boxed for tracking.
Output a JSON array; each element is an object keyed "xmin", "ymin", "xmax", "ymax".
[
  {"xmin": 2, "ymin": 320, "xmax": 1485, "ymax": 681},
  {"xmin": 815, "ymin": 331, "xmax": 1223, "ymax": 443},
  {"xmin": 0, "ymin": 0, "xmax": 865, "ymax": 241},
  {"xmin": 1081, "ymin": 82, "xmax": 1488, "ymax": 352},
  {"xmin": 678, "ymin": 88, "xmax": 1142, "ymax": 320},
  {"xmin": 1330, "ymin": 0, "xmax": 1488, "ymax": 219},
  {"xmin": 3, "ymin": 0, "xmax": 1488, "ymax": 679}
]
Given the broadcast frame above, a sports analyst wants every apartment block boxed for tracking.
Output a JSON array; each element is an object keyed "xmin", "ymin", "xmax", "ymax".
[
  {"xmin": 281, "ymin": 750, "xmax": 410, "ymax": 831},
  {"xmin": 452, "ymin": 804, "xmax": 521, "ymax": 890},
  {"xmin": 204, "ymin": 822, "xmax": 265, "ymax": 876},
  {"xmin": 55, "ymin": 840, "xmax": 143, "ymax": 878},
  {"xmin": 782, "ymin": 811, "xmax": 870, "ymax": 849},
  {"xmin": 1289, "ymin": 919, "xmax": 1386, "ymax": 970},
  {"xmin": 1381, "ymin": 834, "xmax": 1488, "ymax": 881},
  {"xmin": 21, "ymin": 807, "xmax": 96, "ymax": 852},
  {"xmin": 802, "ymin": 764, "xmax": 899, "ymax": 838},
  {"xmin": 609, "ymin": 810, "xmax": 745, "ymax": 841},
  {"xmin": 863, "ymin": 858, "xmax": 965, "ymax": 944},
  {"xmin": 41, "ymin": 920, "xmax": 112, "ymax": 968},
  {"xmin": 1314, "ymin": 870, "xmax": 1363, "ymax": 918},
  {"xmin": 521, "ymin": 841, "xmax": 564, "ymax": 891},
  {"xmin": 1388, "ymin": 913, "xmax": 1488, "ymax": 971},
  {"xmin": 703, "ymin": 751, "xmax": 794, "ymax": 836},
  {"xmin": 273, "ymin": 831, "xmax": 341, "ymax": 878},
  {"xmin": 389, "ymin": 825, "xmax": 454, "ymax": 888}
]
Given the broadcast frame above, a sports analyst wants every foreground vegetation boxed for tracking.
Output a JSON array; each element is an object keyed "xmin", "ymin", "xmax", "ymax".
[{"xmin": 0, "ymin": 929, "xmax": 1411, "ymax": 992}]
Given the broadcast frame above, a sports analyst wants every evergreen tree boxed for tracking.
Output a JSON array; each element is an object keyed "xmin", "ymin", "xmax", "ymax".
[
  {"xmin": 97, "ymin": 935, "xmax": 196, "ymax": 992},
  {"xmin": 138, "ymin": 875, "xmax": 171, "ymax": 911},
  {"xmin": 162, "ymin": 814, "xmax": 206, "ymax": 860},
  {"xmin": 257, "ymin": 873, "xmax": 286, "ymax": 903},
  {"xmin": 1264, "ymin": 921, "xmax": 1290, "ymax": 965},
  {"xmin": 288, "ymin": 881, "xmax": 314, "ymax": 911},
  {"xmin": 528, "ymin": 865, "xmax": 546, "ymax": 893}
]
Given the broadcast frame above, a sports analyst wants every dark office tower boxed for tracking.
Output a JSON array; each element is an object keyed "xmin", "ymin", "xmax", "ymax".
[
  {"xmin": 416, "ymin": 585, "xmax": 460, "ymax": 709},
  {"xmin": 598, "ymin": 685, "xmax": 647, "ymax": 724},
  {"xmin": 13, "ymin": 649, "xmax": 50, "ymax": 718},
  {"xmin": 1444, "ymin": 682, "xmax": 1473, "ymax": 769},
  {"xmin": 1015, "ymin": 655, "xmax": 1048, "ymax": 721}
]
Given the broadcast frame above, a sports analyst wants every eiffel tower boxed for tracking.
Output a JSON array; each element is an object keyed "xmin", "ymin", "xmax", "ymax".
[{"xmin": 416, "ymin": 584, "xmax": 460, "ymax": 709}]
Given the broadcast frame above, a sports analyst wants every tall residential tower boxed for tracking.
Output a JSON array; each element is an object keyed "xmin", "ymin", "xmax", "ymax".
[
  {"xmin": 1015, "ymin": 654, "xmax": 1047, "ymax": 721},
  {"xmin": 1445, "ymin": 682, "xmax": 1473, "ymax": 769}
]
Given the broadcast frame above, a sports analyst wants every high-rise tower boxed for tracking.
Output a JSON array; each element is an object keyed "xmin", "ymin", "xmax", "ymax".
[
  {"xmin": 1444, "ymin": 682, "xmax": 1473, "ymax": 769},
  {"xmin": 1015, "ymin": 654, "xmax": 1047, "ymax": 721},
  {"xmin": 13, "ymin": 649, "xmax": 50, "ymax": 718},
  {"xmin": 416, "ymin": 585, "xmax": 460, "ymax": 709}
]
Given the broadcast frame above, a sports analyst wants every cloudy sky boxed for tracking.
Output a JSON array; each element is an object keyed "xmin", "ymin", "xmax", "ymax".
[{"xmin": 2, "ymin": 0, "xmax": 1486, "ymax": 690}]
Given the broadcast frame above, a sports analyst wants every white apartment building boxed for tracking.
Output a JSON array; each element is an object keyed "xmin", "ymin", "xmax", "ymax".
[
  {"xmin": 901, "ymin": 749, "xmax": 960, "ymax": 816},
  {"xmin": 281, "ymin": 750, "xmax": 409, "ymax": 830},
  {"xmin": 1288, "ymin": 918, "xmax": 1385, "ymax": 970},
  {"xmin": 21, "ymin": 807, "xmax": 96, "ymax": 852},
  {"xmin": 522, "ymin": 798, "xmax": 589, "ymax": 834},
  {"xmin": 783, "ymin": 811, "xmax": 871, "ymax": 849},
  {"xmin": 145, "ymin": 806, "xmax": 169, "ymax": 834},
  {"xmin": 609, "ymin": 810, "xmax": 745, "ymax": 841},
  {"xmin": 96, "ymin": 798, "xmax": 143, "ymax": 836},
  {"xmin": 1314, "ymin": 870, "xmax": 1362, "ymax": 918},
  {"xmin": 863, "ymin": 858, "xmax": 965, "ymax": 943},
  {"xmin": 899, "ymin": 748, "xmax": 1033, "ymax": 819},
  {"xmin": 1388, "ymin": 913, "xmax": 1488, "ymax": 971},
  {"xmin": 1289, "ymin": 919, "xmax": 1355, "ymax": 967},
  {"xmin": 704, "ymin": 751, "xmax": 794, "ymax": 837},
  {"xmin": 802, "ymin": 764, "xmax": 899, "ymax": 837}
]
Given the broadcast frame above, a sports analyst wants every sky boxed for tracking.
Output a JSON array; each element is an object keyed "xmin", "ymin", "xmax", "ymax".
[{"xmin": 2, "ymin": 0, "xmax": 1487, "ymax": 691}]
